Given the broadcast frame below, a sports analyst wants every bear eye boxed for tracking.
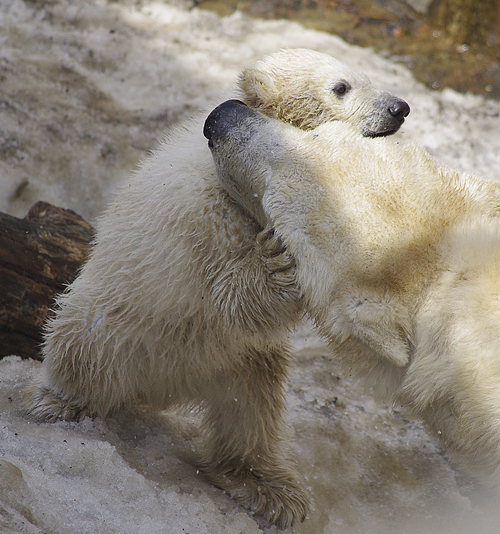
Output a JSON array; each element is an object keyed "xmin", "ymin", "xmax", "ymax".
[{"xmin": 332, "ymin": 82, "xmax": 351, "ymax": 96}]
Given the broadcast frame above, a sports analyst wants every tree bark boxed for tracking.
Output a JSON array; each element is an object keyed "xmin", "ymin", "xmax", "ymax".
[
  {"xmin": 0, "ymin": 202, "xmax": 94, "ymax": 360},
  {"xmin": 429, "ymin": 0, "xmax": 500, "ymax": 46}
]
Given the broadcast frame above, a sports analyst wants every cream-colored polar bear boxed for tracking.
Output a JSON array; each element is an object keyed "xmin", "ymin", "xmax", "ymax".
[
  {"xmin": 22, "ymin": 49, "xmax": 410, "ymax": 528},
  {"xmin": 205, "ymin": 100, "xmax": 500, "ymax": 484}
]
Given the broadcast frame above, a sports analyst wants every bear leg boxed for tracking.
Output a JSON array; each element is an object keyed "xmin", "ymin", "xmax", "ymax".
[
  {"xmin": 212, "ymin": 225, "xmax": 303, "ymax": 334},
  {"xmin": 198, "ymin": 346, "xmax": 310, "ymax": 528}
]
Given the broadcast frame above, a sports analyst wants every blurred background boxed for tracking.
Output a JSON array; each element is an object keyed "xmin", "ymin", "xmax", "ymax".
[{"xmin": 199, "ymin": 0, "xmax": 500, "ymax": 99}]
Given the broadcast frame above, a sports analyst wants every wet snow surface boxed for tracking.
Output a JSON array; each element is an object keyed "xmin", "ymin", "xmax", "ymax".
[{"xmin": 1, "ymin": 1, "xmax": 500, "ymax": 533}]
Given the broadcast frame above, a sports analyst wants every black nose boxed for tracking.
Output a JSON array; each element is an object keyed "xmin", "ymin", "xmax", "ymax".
[
  {"xmin": 388, "ymin": 100, "xmax": 410, "ymax": 120},
  {"xmin": 203, "ymin": 99, "xmax": 248, "ymax": 142}
]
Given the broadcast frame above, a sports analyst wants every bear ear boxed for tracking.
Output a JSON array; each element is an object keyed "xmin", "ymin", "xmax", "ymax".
[{"xmin": 238, "ymin": 67, "xmax": 277, "ymax": 111}]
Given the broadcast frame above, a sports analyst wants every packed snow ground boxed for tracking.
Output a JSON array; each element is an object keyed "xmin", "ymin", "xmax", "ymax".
[{"xmin": 1, "ymin": 1, "xmax": 500, "ymax": 533}]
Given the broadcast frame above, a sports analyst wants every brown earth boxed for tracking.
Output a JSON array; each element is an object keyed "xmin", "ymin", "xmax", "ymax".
[{"xmin": 198, "ymin": 0, "xmax": 500, "ymax": 100}]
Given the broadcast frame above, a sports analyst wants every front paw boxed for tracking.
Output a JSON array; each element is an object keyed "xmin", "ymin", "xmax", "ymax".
[{"xmin": 257, "ymin": 227, "xmax": 297, "ymax": 292}]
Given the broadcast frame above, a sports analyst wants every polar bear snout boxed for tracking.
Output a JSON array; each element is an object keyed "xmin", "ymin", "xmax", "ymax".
[
  {"xmin": 204, "ymin": 99, "xmax": 252, "ymax": 146},
  {"xmin": 205, "ymin": 100, "xmax": 271, "ymax": 227},
  {"xmin": 363, "ymin": 94, "xmax": 410, "ymax": 138},
  {"xmin": 388, "ymin": 99, "xmax": 410, "ymax": 121}
]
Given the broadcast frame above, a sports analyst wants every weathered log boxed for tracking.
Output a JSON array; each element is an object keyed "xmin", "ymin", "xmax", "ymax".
[{"xmin": 0, "ymin": 202, "xmax": 94, "ymax": 360}]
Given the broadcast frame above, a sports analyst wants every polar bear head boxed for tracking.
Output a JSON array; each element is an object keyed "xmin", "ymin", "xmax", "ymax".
[{"xmin": 238, "ymin": 48, "xmax": 409, "ymax": 136}]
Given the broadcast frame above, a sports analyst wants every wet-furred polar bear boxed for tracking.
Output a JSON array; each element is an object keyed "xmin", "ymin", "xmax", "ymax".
[
  {"xmin": 22, "ymin": 49, "xmax": 410, "ymax": 528},
  {"xmin": 205, "ymin": 99, "xmax": 500, "ymax": 486}
]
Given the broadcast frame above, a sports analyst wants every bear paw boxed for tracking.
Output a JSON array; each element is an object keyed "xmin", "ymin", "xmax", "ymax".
[
  {"xmin": 203, "ymin": 464, "xmax": 310, "ymax": 528},
  {"xmin": 22, "ymin": 382, "xmax": 92, "ymax": 423},
  {"xmin": 238, "ymin": 474, "xmax": 310, "ymax": 529},
  {"xmin": 257, "ymin": 227, "xmax": 298, "ymax": 295}
]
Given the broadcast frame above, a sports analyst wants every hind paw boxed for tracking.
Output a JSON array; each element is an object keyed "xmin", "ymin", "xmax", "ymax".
[
  {"xmin": 22, "ymin": 382, "xmax": 91, "ymax": 422},
  {"xmin": 203, "ymin": 463, "xmax": 310, "ymax": 529}
]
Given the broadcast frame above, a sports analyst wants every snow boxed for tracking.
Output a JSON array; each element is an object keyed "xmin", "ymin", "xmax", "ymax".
[{"xmin": 1, "ymin": 1, "xmax": 500, "ymax": 533}]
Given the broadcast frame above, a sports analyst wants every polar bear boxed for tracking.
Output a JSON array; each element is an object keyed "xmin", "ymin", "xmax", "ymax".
[
  {"xmin": 205, "ymin": 99, "xmax": 500, "ymax": 485},
  {"xmin": 22, "ymin": 49, "xmax": 410, "ymax": 528}
]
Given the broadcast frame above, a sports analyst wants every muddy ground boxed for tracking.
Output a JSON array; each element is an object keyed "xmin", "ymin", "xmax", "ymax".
[{"xmin": 199, "ymin": 0, "xmax": 500, "ymax": 99}]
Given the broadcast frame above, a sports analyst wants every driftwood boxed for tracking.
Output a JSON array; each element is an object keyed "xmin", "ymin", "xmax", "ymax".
[{"xmin": 0, "ymin": 202, "xmax": 94, "ymax": 360}]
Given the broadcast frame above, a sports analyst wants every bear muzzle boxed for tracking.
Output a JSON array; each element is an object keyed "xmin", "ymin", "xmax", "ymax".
[
  {"xmin": 363, "ymin": 95, "xmax": 410, "ymax": 138},
  {"xmin": 204, "ymin": 99, "xmax": 252, "ymax": 147}
]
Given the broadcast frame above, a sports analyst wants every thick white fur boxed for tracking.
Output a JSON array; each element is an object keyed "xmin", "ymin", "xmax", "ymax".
[
  {"xmin": 208, "ymin": 107, "xmax": 500, "ymax": 484},
  {"xmin": 22, "ymin": 49, "xmax": 408, "ymax": 528},
  {"xmin": 239, "ymin": 48, "xmax": 405, "ymax": 134}
]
